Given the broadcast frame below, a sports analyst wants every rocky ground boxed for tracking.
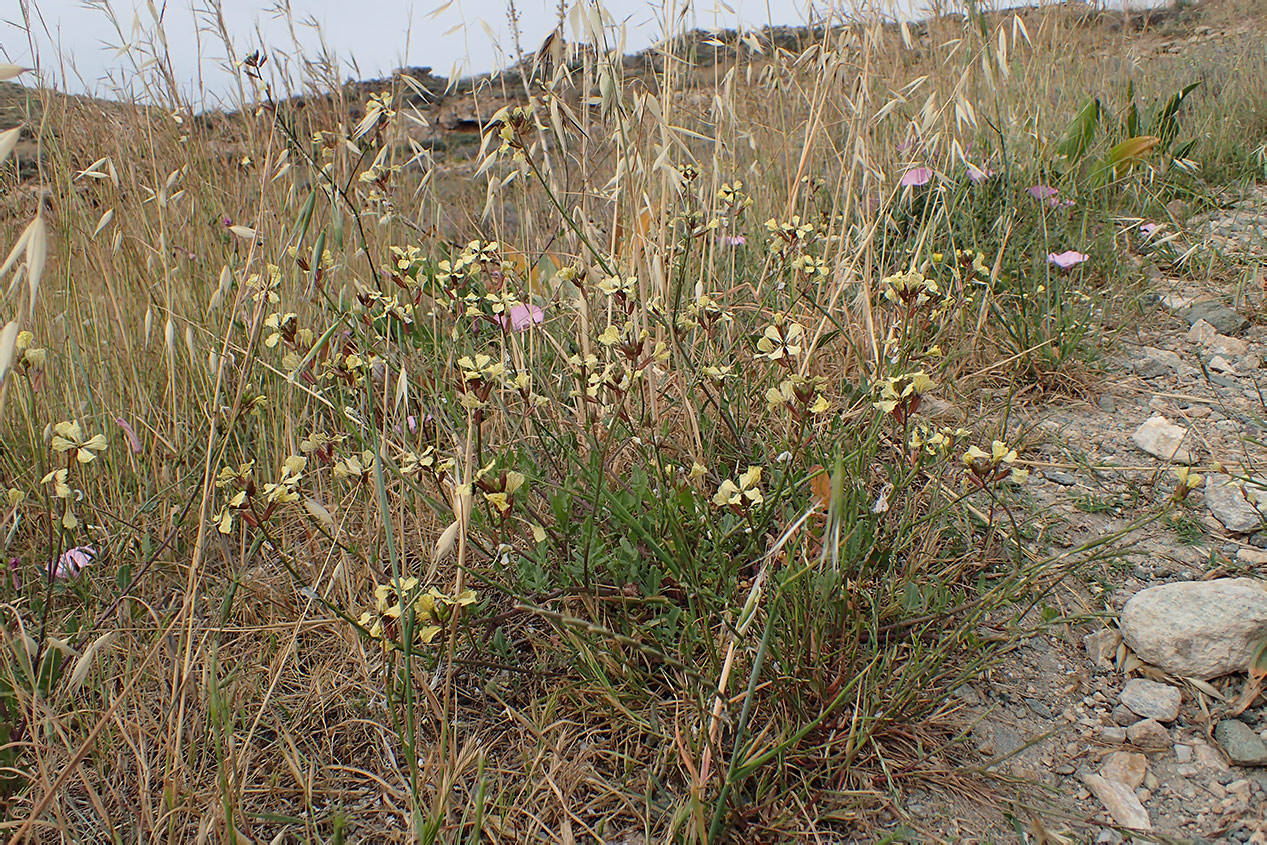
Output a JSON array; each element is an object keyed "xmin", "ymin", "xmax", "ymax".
[{"xmin": 901, "ymin": 190, "xmax": 1267, "ymax": 841}]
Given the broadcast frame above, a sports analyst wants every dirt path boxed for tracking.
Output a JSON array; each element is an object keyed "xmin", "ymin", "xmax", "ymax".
[{"xmin": 906, "ymin": 192, "xmax": 1267, "ymax": 842}]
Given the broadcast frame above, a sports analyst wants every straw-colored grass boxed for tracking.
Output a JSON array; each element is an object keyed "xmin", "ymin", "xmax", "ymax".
[{"xmin": 1, "ymin": 0, "xmax": 1265, "ymax": 840}]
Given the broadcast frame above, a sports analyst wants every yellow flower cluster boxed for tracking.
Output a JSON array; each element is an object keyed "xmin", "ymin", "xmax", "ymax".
[
  {"xmin": 755, "ymin": 314, "xmax": 805, "ymax": 363},
  {"xmin": 14, "ymin": 331, "xmax": 47, "ymax": 372},
  {"xmin": 358, "ymin": 576, "xmax": 478, "ymax": 645},
  {"xmin": 873, "ymin": 371, "xmax": 935, "ymax": 416},
  {"xmin": 908, "ymin": 423, "xmax": 971, "ymax": 457},
  {"xmin": 962, "ymin": 441, "xmax": 1028, "ymax": 485},
  {"xmin": 766, "ymin": 375, "xmax": 830, "ymax": 416},
  {"xmin": 881, "ymin": 269, "xmax": 939, "ymax": 306},
  {"xmin": 713, "ymin": 466, "xmax": 764, "ymax": 509},
  {"xmin": 51, "ymin": 420, "xmax": 108, "ymax": 464},
  {"xmin": 213, "ymin": 456, "xmax": 307, "ymax": 534}
]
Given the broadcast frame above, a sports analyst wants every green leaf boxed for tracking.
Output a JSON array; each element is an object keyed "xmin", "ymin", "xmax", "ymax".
[
  {"xmin": 1125, "ymin": 79, "xmax": 1139, "ymax": 138},
  {"xmin": 1056, "ymin": 97, "xmax": 1101, "ymax": 163},
  {"xmin": 1107, "ymin": 134, "xmax": 1160, "ymax": 176},
  {"xmin": 1154, "ymin": 82, "xmax": 1201, "ymax": 148}
]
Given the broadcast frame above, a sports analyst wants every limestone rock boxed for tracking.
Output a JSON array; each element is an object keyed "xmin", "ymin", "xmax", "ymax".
[
  {"xmin": 1187, "ymin": 318, "xmax": 1217, "ymax": 344},
  {"xmin": 1209, "ymin": 334, "xmax": 1249, "ymax": 357},
  {"xmin": 1131, "ymin": 415, "xmax": 1194, "ymax": 463},
  {"xmin": 1119, "ymin": 678, "xmax": 1181, "ymax": 722},
  {"xmin": 1126, "ymin": 718, "xmax": 1171, "ymax": 749},
  {"xmin": 1100, "ymin": 751, "xmax": 1147, "ymax": 789},
  {"xmin": 1083, "ymin": 773, "xmax": 1151, "ymax": 830},
  {"xmin": 1084, "ymin": 628, "xmax": 1122, "ymax": 668},
  {"xmin": 1119, "ymin": 578, "xmax": 1267, "ymax": 678},
  {"xmin": 1204, "ymin": 475, "xmax": 1266, "ymax": 533},
  {"xmin": 1213, "ymin": 719, "xmax": 1267, "ymax": 766},
  {"xmin": 1132, "ymin": 347, "xmax": 1183, "ymax": 379},
  {"xmin": 1177, "ymin": 300, "xmax": 1249, "ymax": 336},
  {"xmin": 1209, "ymin": 354, "xmax": 1237, "ymax": 374}
]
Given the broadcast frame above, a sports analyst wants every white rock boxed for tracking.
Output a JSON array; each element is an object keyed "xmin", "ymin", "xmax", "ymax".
[
  {"xmin": 1208, "ymin": 334, "xmax": 1249, "ymax": 357},
  {"xmin": 1131, "ymin": 415, "xmax": 1194, "ymax": 464},
  {"xmin": 1204, "ymin": 475, "xmax": 1266, "ymax": 533},
  {"xmin": 1119, "ymin": 578, "xmax": 1267, "ymax": 679},
  {"xmin": 1085, "ymin": 628, "xmax": 1122, "ymax": 667},
  {"xmin": 1133, "ymin": 347, "xmax": 1184, "ymax": 378},
  {"xmin": 1238, "ymin": 548, "xmax": 1267, "ymax": 565},
  {"xmin": 1120, "ymin": 678, "xmax": 1181, "ymax": 722},
  {"xmin": 1101, "ymin": 751, "xmax": 1148, "ymax": 789},
  {"xmin": 1188, "ymin": 318, "xmax": 1218, "ymax": 344},
  {"xmin": 1162, "ymin": 294, "xmax": 1194, "ymax": 311},
  {"xmin": 1083, "ymin": 773, "xmax": 1151, "ymax": 830},
  {"xmin": 1209, "ymin": 355, "xmax": 1238, "ymax": 375}
]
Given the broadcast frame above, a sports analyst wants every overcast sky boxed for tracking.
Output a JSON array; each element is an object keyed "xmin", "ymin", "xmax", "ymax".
[{"xmin": 4, "ymin": 0, "xmax": 882, "ymax": 107}]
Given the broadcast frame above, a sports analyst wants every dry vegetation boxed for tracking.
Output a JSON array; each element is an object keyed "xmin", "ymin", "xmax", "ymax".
[{"xmin": 1, "ymin": 0, "xmax": 1266, "ymax": 841}]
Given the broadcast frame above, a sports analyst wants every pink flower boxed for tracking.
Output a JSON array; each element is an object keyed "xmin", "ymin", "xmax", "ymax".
[
  {"xmin": 1139, "ymin": 222, "xmax": 1158, "ymax": 239},
  {"xmin": 900, "ymin": 167, "xmax": 934, "ymax": 187},
  {"xmin": 1047, "ymin": 250, "xmax": 1088, "ymax": 269},
  {"xmin": 719, "ymin": 235, "xmax": 746, "ymax": 247},
  {"xmin": 967, "ymin": 165, "xmax": 995, "ymax": 183},
  {"xmin": 115, "ymin": 417, "xmax": 142, "ymax": 454},
  {"xmin": 1028, "ymin": 184, "xmax": 1060, "ymax": 202},
  {"xmin": 497, "ymin": 302, "xmax": 545, "ymax": 332},
  {"xmin": 49, "ymin": 546, "xmax": 96, "ymax": 580}
]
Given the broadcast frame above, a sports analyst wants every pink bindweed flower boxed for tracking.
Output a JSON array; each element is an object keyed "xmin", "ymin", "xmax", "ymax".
[
  {"xmin": 48, "ymin": 546, "xmax": 96, "ymax": 580},
  {"xmin": 719, "ymin": 235, "xmax": 747, "ymax": 247},
  {"xmin": 497, "ymin": 302, "xmax": 545, "ymax": 333},
  {"xmin": 115, "ymin": 417, "xmax": 142, "ymax": 454},
  {"xmin": 1139, "ymin": 222, "xmax": 1159, "ymax": 239},
  {"xmin": 900, "ymin": 167, "xmax": 934, "ymax": 187},
  {"xmin": 1047, "ymin": 250, "xmax": 1089, "ymax": 269},
  {"xmin": 967, "ymin": 165, "xmax": 995, "ymax": 183},
  {"xmin": 1028, "ymin": 184, "xmax": 1060, "ymax": 202}
]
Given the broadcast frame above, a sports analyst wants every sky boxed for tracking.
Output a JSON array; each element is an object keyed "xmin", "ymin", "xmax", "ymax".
[
  {"xmin": 4, "ymin": 0, "xmax": 1164, "ymax": 107},
  {"xmin": 3, "ymin": 0, "xmax": 881, "ymax": 107}
]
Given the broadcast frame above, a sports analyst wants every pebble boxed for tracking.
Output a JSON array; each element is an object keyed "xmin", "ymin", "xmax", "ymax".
[
  {"xmin": 1133, "ymin": 346, "xmax": 1185, "ymax": 378},
  {"xmin": 1237, "ymin": 547, "xmax": 1267, "ymax": 565},
  {"xmin": 1214, "ymin": 719, "xmax": 1267, "ymax": 766},
  {"xmin": 1084, "ymin": 773, "xmax": 1151, "ymax": 830},
  {"xmin": 1189, "ymin": 318, "xmax": 1218, "ymax": 344},
  {"xmin": 1210, "ymin": 334, "xmax": 1250, "ymax": 357},
  {"xmin": 1045, "ymin": 469, "xmax": 1079, "ymax": 486},
  {"xmin": 1205, "ymin": 475, "xmax": 1267, "ymax": 533},
  {"xmin": 1177, "ymin": 300, "xmax": 1250, "ymax": 336},
  {"xmin": 1210, "ymin": 355, "xmax": 1238, "ymax": 374},
  {"xmin": 1112, "ymin": 704, "xmax": 1137, "ymax": 726},
  {"xmin": 1120, "ymin": 678, "xmax": 1182, "ymax": 722},
  {"xmin": 1101, "ymin": 725, "xmax": 1128, "ymax": 743},
  {"xmin": 1025, "ymin": 698, "xmax": 1053, "ymax": 719},
  {"xmin": 1119, "ymin": 578, "xmax": 1267, "ymax": 679},
  {"xmin": 1101, "ymin": 750, "xmax": 1147, "ymax": 788},
  {"xmin": 1194, "ymin": 742, "xmax": 1231, "ymax": 772},
  {"xmin": 1132, "ymin": 414, "xmax": 1195, "ymax": 463},
  {"xmin": 1127, "ymin": 718, "xmax": 1171, "ymax": 748},
  {"xmin": 1176, "ymin": 744, "xmax": 1193, "ymax": 763},
  {"xmin": 1084, "ymin": 628, "xmax": 1121, "ymax": 667}
]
